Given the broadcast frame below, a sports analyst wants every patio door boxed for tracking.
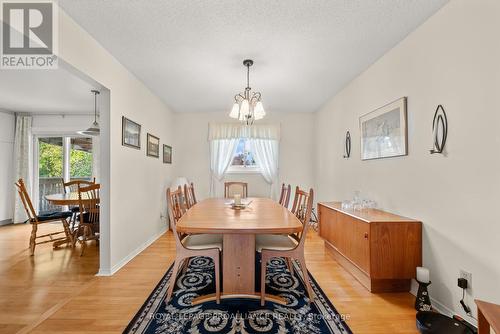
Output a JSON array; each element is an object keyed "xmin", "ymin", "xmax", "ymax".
[{"xmin": 35, "ymin": 136, "xmax": 93, "ymax": 212}]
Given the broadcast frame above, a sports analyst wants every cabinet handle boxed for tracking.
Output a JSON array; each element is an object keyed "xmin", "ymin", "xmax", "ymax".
[{"xmin": 364, "ymin": 232, "xmax": 369, "ymax": 240}]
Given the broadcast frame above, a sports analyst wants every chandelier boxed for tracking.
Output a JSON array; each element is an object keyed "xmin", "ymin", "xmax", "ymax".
[{"xmin": 229, "ymin": 59, "xmax": 266, "ymax": 125}]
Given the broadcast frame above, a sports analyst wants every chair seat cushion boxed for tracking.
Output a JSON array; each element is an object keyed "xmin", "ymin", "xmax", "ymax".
[
  {"xmin": 70, "ymin": 206, "xmax": 80, "ymax": 213},
  {"xmin": 256, "ymin": 234, "xmax": 298, "ymax": 252},
  {"xmin": 182, "ymin": 234, "xmax": 223, "ymax": 251},
  {"xmin": 33, "ymin": 210, "xmax": 72, "ymax": 223}
]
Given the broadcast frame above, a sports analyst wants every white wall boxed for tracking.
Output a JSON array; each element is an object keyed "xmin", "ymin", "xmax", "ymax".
[
  {"xmin": 0, "ymin": 111, "xmax": 15, "ymax": 223},
  {"xmin": 57, "ymin": 10, "xmax": 175, "ymax": 273},
  {"xmin": 314, "ymin": 0, "xmax": 500, "ymax": 322},
  {"xmin": 173, "ymin": 111, "xmax": 314, "ymax": 200}
]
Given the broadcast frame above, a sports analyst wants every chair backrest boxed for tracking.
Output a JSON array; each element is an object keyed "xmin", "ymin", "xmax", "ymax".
[
  {"xmin": 166, "ymin": 186, "xmax": 187, "ymax": 248},
  {"xmin": 15, "ymin": 178, "xmax": 37, "ymax": 222},
  {"xmin": 279, "ymin": 183, "xmax": 291, "ymax": 208},
  {"xmin": 291, "ymin": 186, "xmax": 311, "ymax": 222},
  {"xmin": 224, "ymin": 182, "xmax": 248, "ymax": 198},
  {"xmin": 78, "ymin": 183, "xmax": 100, "ymax": 225},
  {"xmin": 63, "ymin": 178, "xmax": 96, "ymax": 194},
  {"xmin": 184, "ymin": 182, "xmax": 197, "ymax": 209},
  {"xmin": 296, "ymin": 188, "xmax": 314, "ymax": 246}
]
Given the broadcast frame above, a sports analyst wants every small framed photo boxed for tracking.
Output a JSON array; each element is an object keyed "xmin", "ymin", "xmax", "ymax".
[
  {"xmin": 360, "ymin": 97, "xmax": 408, "ymax": 160},
  {"xmin": 146, "ymin": 133, "xmax": 160, "ymax": 158},
  {"xmin": 122, "ymin": 116, "xmax": 141, "ymax": 149},
  {"xmin": 163, "ymin": 144, "xmax": 172, "ymax": 164}
]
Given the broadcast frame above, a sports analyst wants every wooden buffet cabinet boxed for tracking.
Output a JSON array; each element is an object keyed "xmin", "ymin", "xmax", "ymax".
[{"xmin": 318, "ymin": 202, "xmax": 422, "ymax": 292}]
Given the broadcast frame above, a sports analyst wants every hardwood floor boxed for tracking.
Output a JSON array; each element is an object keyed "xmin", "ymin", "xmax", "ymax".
[{"xmin": 0, "ymin": 223, "xmax": 419, "ymax": 334}]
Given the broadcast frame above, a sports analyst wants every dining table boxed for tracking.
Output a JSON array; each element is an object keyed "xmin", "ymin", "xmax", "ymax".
[{"xmin": 176, "ymin": 197, "xmax": 303, "ymax": 304}]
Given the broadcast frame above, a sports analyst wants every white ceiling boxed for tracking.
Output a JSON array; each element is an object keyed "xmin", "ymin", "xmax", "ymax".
[
  {"xmin": 0, "ymin": 68, "xmax": 97, "ymax": 114},
  {"xmin": 58, "ymin": 0, "xmax": 449, "ymax": 114}
]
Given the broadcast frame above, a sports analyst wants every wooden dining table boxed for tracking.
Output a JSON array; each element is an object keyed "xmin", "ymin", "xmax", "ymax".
[{"xmin": 176, "ymin": 197, "xmax": 303, "ymax": 303}]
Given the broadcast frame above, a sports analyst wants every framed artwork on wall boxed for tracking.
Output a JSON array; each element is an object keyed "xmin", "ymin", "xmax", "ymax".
[
  {"xmin": 122, "ymin": 116, "xmax": 141, "ymax": 149},
  {"xmin": 163, "ymin": 144, "xmax": 172, "ymax": 164},
  {"xmin": 360, "ymin": 97, "xmax": 408, "ymax": 160},
  {"xmin": 146, "ymin": 133, "xmax": 160, "ymax": 158}
]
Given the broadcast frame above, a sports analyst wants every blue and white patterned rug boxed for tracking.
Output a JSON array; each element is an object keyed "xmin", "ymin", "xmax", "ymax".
[{"xmin": 124, "ymin": 256, "xmax": 352, "ymax": 334}]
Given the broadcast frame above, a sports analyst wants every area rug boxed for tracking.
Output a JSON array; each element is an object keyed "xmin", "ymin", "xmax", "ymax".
[{"xmin": 124, "ymin": 256, "xmax": 352, "ymax": 334}]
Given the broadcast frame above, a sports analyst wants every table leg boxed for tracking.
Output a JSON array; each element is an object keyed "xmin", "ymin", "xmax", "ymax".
[
  {"xmin": 223, "ymin": 234, "xmax": 255, "ymax": 294},
  {"xmin": 478, "ymin": 308, "xmax": 491, "ymax": 334}
]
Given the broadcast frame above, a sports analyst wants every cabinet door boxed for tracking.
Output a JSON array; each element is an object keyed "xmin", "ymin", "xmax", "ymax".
[
  {"xmin": 350, "ymin": 219, "xmax": 370, "ymax": 274},
  {"xmin": 318, "ymin": 205, "xmax": 336, "ymax": 245}
]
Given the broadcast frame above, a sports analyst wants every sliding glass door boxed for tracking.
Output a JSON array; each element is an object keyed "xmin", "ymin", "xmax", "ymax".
[{"xmin": 36, "ymin": 136, "xmax": 93, "ymax": 212}]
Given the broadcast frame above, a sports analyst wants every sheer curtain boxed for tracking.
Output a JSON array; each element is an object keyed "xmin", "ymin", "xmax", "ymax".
[
  {"xmin": 208, "ymin": 123, "xmax": 280, "ymax": 198},
  {"xmin": 250, "ymin": 138, "xmax": 279, "ymax": 199},
  {"xmin": 13, "ymin": 115, "xmax": 33, "ymax": 223},
  {"xmin": 209, "ymin": 138, "xmax": 239, "ymax": 197}
]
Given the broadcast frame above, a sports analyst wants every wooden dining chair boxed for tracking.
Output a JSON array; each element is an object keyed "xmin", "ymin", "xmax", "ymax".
[
  {"xmin": 184, "ymin": 182, "xmax": 197, "ymax": 209},
  {"xmin": 278, "ymin": 183, "xmax": 291, "ymax": 208},
  {"xmin": 291, "ymin": 186, "xmax": 311, "ymax": 221},
  {"xmin": 166, "ymin": 186, "xmax": 222, "ymax": 304},
  {"xmin": 257, "ymin": 188, "xmax": 314, "ymax": 306},
  {"xmin": 224, "ymin": 181, "xmax": 248, "ymax": 198},
  {"xmin": 76, "ymin": 183, "xmax": 100, "ymax": 256},
  {"xmin": 15, "ymin": 178, "xmax": 72, "ymax": 255},
  {"xmin": 61, "ymin": 178, "xmax": 96, "ymax": 230}
]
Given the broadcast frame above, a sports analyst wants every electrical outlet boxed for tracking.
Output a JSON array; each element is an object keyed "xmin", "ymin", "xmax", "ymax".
[{"xmin": 459, "ymin": 269, "xmax": 472, "ymax": 289}]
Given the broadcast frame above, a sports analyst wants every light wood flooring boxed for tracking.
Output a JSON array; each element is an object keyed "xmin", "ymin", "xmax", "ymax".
[{"xmin": 0, "ymin": 223, "xmax": 419, "ymax": 334}]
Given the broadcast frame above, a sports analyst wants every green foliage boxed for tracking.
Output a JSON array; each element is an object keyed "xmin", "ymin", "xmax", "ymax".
[
  {"xmin": 70, "ymin": 149, "xmax": 92, "ymax": 177},
  {"xmin": 38, "ymin": 142, "xmax": 63, "ymax": 177}
]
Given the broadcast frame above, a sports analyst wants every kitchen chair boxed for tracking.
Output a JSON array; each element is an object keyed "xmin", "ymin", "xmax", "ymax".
[
  {"xmin": 257, "ymin": 187, "xmax": 314, "ymax": 305},
  {"xmin": 15, "ymin": 178, "xmax": 72, "ymax": 255},
  {"xmin": 166, "ymin": 186, "xmax": 222, "ymax": 304},
  {"xmin": 61, "ymin": 178, "xmax": 96, "ymax": 230},
  {"xmin": 184, "ymin": 182, "xmax": 197, "ymax": 209},
  {"xmin": 224, "ymin": 181, "xmax": 248, "ymax": 198},
  {"xmin": 76, "ymin": 183, "xmax": 100, "ymax": 256},
  {"xmin": 278, "ymin": 183, "xmax": 291, "ymax": 208}
]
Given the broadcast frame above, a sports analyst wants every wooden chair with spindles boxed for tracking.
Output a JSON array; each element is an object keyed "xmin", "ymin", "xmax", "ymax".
[
  {"xmin": 291, "ymin": 186, "xmax": 311, "ymax": 222},
  {"xmin": 184, "ymin": 182, "xmax": 197, "ymax": 209},
  {"xmin": 224, "ymin": 181, "xmax": 248, "ymax": 198},
  {"xmin": 166, "ymin": 186, "xmax": 222, "ymax": 304},
  {"xmin": 257, "ymin": 187, "xmax": 314, "ymax": 306},
  {"xmin": 15, "ymin": 178, "xmax": 72, "ymax": 255},
  {"xmin": 278, "ymin": 183, "xmax": 291, "ymax": 208},
  {"xmin": 61, "ymin": 178, "xmax": 96, "ymax": 230},
  {"xmin": 76, "ymin": 183, "xmax": 100, "ymax": 256}
]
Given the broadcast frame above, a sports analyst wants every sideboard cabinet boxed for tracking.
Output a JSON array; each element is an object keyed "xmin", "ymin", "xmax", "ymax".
[{"xmin": 318, "ymin": 202, "xmax": 422, "ymax": 292}]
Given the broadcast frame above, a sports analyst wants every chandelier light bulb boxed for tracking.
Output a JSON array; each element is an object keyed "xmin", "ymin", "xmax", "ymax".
[
  {"xmin": 253, "ymin": 101, "xmax": 266, "ymax": 120},
  {"xmin": 239, "ymin": 100, "xmax": 249, "ymax": 121},
  {"xmin": 229, "ymin": 103, "xmax": 239, "ymax": 119}
]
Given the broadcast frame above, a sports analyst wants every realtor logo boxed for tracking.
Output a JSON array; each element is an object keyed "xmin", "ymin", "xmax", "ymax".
[{"xmin": 1, "ymin": 0, "xmax": 58, "ymax": 69}]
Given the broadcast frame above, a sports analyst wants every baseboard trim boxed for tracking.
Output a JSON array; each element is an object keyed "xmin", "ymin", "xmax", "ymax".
[
  {"xmin": 0, "ymin": 219, "xmax": 13, "ymax": 226},
  {"xmin": 96, "ymin": 227, "xmax": 167, "ymax": 276}
]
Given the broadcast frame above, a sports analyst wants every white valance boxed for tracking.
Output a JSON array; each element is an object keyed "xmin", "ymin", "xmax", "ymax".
[{"xmin": 208, "ymin": 123, "xmax": 280, "ymax": 141}]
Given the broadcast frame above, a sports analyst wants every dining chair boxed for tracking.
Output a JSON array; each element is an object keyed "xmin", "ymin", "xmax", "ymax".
[
  {"xmin": 278, "ymin": 183, "xmax": 291, "ymax": 208},
  {"xmin": 61, "ymin": 178, "xmax": 96, "ymax": 230},
  {"xmin": 76, "ymin": 183, "xmax": 100, "ymax": 256},
  {"xmin": 257, "ymin": 187, "xmax": 314, "ymax": 306},
  {"xmin": 291, "ymin": 186, "xmax": 311, "ymax": 221},
  {"xmin": 224, "ymin": 181, "xmax": 248, "ymax": 198},
  {"xmin": 166, "ymin": 186, "xmax": 222, "ymax": 304},
  {"xmin": 15, "ymin": 178, "xmax": 72, "ymax": 255},
  {"xmin": 184, "ymin": 182, "xmax": 197, "ymax": 209}
]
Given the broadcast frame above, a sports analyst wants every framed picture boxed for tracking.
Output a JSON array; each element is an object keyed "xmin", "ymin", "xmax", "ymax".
[
  {"xmin": 360, "ymin": 97, "xmax": 407, "ymax": 160},
  {"xmin": 146, "ymin": 133, "xmax": 160, "ymax": 158},
  {"xmin": 122, "ymin": 116, "xmax": 141, "ymax": 149},
  {"xmin": 163, "ymin": 144, "xmax": 172, "ymax": 164}
]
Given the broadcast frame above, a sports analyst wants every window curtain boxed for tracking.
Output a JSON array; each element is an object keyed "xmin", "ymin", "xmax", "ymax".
[
  {"xmin": 209, "ymin": 138, "xmax": 239, "ymax": 197},
  {"xmin": 208, "ymin": 123, "xmax": 280, "ymax": 198},
  {"xmin": 250, "ymin": 138, "xmax": 279, "ymax": 199},
  {"xmin": 13, "ymin": 115, "xmax": 33, "ymax": 223}
]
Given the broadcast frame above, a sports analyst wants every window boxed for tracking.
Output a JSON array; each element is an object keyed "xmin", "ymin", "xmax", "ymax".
[
  {"xmin": 36, "ymin": 136, "xmax": 93, "ymax": 211},
  {"xmin": 227, "ymin": 138, "xmax": 260, "ymax": 173}
]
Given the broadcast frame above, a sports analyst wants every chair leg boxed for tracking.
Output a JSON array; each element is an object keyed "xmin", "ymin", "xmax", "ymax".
[
  {"xmin": 166, "ymin": 259, "xmax": 182, "ymax": 303},
  {"xmin": 212, "ymin": 251, "xmax": 220, "ymax": 304},
  {"xmin": 286, "ymin": 257, "xmax": 294, "ymax": 276},
  {"xmin": 80, "ymin": 226, "xmax": 89, "ymax": 256},
  {"xmin": 260, "ymin": 253, "xmax": 268, "ymax": 306},
  {"xmin": 297, "ymin": 254, "xmax": 313, "ymax": 302},
  {"xmin": 181, "ymin": 258, "xmax": 189, "ymax": 275},
  {"xmin": 29, "ymin": 223, "xmax": 37, "ymax": 256},
  {"xmin": 61, "ymin": 218, "xmax": 73, "ymax": 246}
]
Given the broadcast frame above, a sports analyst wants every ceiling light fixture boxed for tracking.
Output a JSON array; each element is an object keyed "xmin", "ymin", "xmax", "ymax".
[
  {"xmin": 79, "ymin": 89, "xmax": 100, "ymax": 136},
  {"xmin": 229, "ymin": 59, "xmax": 265, "ymax": 125}
]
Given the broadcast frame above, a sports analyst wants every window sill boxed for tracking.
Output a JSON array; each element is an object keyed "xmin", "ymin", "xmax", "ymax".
[{"xmin": 226, "ymin": 166, "xmax": 261, "ymax": 174}]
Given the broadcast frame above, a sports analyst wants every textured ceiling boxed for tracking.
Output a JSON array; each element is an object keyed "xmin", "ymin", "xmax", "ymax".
[
  {"xmin": 0, "ymin": 68, "xmax": 98, "ymax": 114},
  {"xmin": 58, "ymin": 0, "xmax": 449, "ymax": 113}
]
